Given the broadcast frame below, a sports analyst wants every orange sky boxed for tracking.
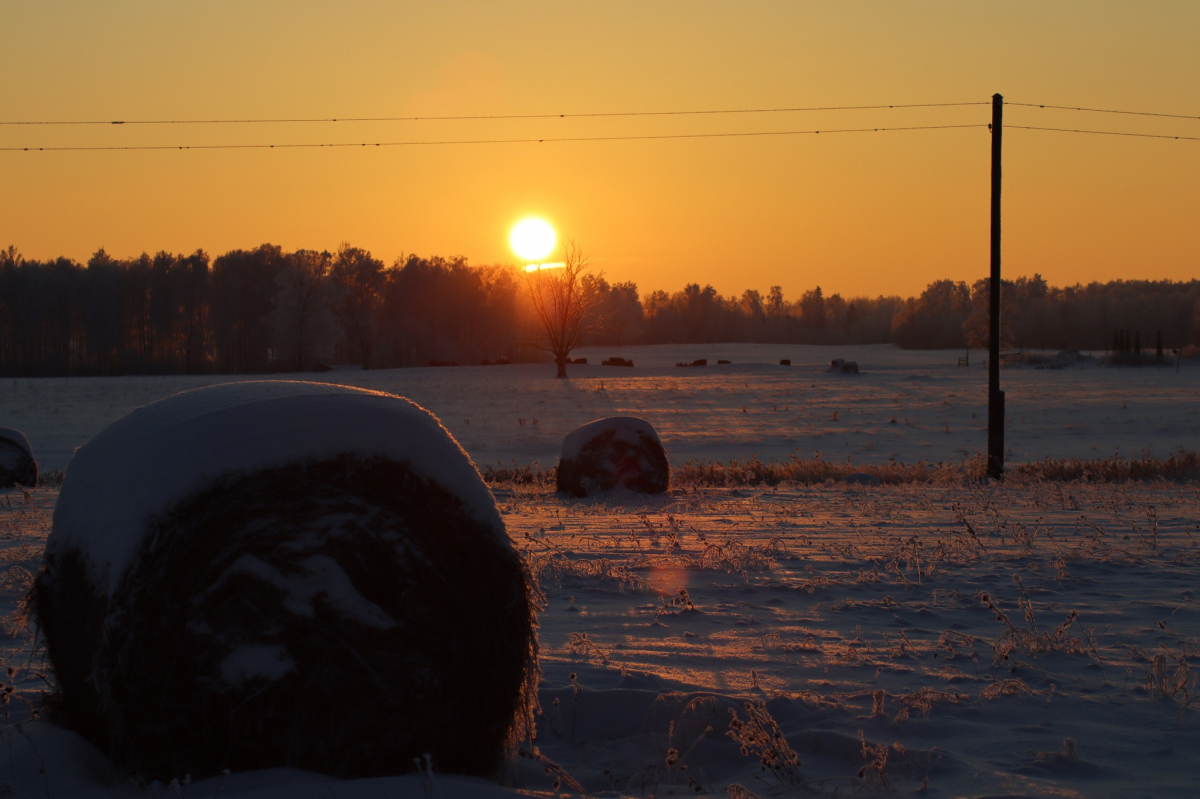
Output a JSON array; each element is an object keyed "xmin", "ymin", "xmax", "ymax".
[{"xmin": 3, "ymin": 2, "xmax": 1198, "ymax": 300}]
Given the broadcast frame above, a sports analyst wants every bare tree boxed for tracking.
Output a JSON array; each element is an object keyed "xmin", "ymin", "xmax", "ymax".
[{"xmin": 524, "ymin": 241, "xmax": 603, "ymax": 378}]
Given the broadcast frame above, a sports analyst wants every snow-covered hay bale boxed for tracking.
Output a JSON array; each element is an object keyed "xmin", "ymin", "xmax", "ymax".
[
  {"xmin": 556, "ymin": 416, "xmax": 669, "ymax": 497},
  {"xmin": 0, "ymin": 427, "xmax": 38, "ymax": 488},
  {"xmin": 34, "ymin": 381, "xmax": 535, "ymax": 782},
  {"xmin": 826, "ymin": 358, "xmax": 859, "ymax": 374}
]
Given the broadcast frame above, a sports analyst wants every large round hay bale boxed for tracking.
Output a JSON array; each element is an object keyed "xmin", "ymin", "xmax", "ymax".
[
  {"xmin": 0, "ymin": 427, "xmax": 38, "ymax": 488},
  {"xmin": 34, "ymin": 381, "xmax": 535, "ymax": 782},
  {"xmin": 556, "ymin": 416, "xmax": 669, "ymax": 497}
]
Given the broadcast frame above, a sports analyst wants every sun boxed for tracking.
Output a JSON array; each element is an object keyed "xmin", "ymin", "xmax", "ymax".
[{"xmin": 510, "ymin": 218, "xmax": 557, "ymax": 262}]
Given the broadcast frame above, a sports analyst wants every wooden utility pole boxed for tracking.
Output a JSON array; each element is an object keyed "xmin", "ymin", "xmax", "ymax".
[{"xmin": 987, "ymin": 93, "xmax": 1005, "ymax": 479}]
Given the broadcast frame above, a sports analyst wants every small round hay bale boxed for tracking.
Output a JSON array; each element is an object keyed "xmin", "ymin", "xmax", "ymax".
[
  {"xmin": 0, "ymin": 427, "xmax": 38, "ymax": 488},
  {"xmin": 556, "ymin": 416, "xmax": 669, "ymax": 498},
  {"xmin": 35, "ymin": 382, "xmax": 535, "ymax": 782},
  {"xmin": 826, "ymin": 358, "xmax": 859, "ymax": 374}
]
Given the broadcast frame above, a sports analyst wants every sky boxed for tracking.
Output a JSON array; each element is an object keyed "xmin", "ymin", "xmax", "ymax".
[{"xmin": 3, "ymin": 1, "xmax": 1198, "ymax": 300}]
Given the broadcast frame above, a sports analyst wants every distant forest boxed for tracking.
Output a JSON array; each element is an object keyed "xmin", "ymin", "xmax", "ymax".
[{"xmin": 2, "ymin": 243, "xmax": 1198, "ymax": 376}]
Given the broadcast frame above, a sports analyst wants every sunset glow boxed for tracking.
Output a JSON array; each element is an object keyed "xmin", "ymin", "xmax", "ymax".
[
  {"xmin": 510, "ymin": 218, "xmax": 557, "ymax": 263},
  {"xmin": 2, "ymin": 4, "xmax": 1198, "ymax": 298}
]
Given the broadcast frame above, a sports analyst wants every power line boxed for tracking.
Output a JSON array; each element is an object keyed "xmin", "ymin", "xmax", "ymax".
[
  {"xmin": 1010, "ymin": 125, "xmax": 1200, "ymax": 141},
  {"xmin": 0, "ymin": 123, "xmax": 985, "ymax": 152},
  {"xmin": 6, "ymin": 99, "xmax": 1198, "ymax": 129},
  {"xmin": 7, "ymin": 122, "xmax": 1195, "ymax": 152},
  {"xmin": 0, "ymin": 102, "xmax": 988, "ymax": 127},
  {"xmin": 1010, "ymin": 102, "xmax": 1200, "ymax": 122}
]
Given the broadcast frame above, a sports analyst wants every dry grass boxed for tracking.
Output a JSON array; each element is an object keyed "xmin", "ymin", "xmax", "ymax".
[
  {"xmin": 485, "ymin": 450, "xmax": 1200, "ymax": 489},
  {"xmin": 482, "ymin": 462, "xmax": 553, "ymax": 485},
  {"xmin": 726, "ymin": 700, "xmax": 804, "ymax": 786},
  {"xmin": 1007, "ymin": 450, "xmax": 1200, "ymax": 482},
  {"xmin": 674, "ymin": 454, "xmax": 977, "ymax": 486},
  {"xmin": 678, "ymin": 451, "xmax": 1200, "ymax": 486}
]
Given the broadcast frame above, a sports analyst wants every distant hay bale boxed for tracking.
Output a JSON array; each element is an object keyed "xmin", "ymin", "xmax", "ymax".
[
  {"xmin": 556, "ymin": 417, "xmax": 669, "ymax": 497},
  {"xmin": 0, "ymin": 427, "xmax": 38, "ymax": 488},
  {"xmin": 826, "ymin": 358, "xmax": 859, "ymax": 374},
  {"xmin": 34, "ymin": 382, "xmax": 535, "ymax": 782}
]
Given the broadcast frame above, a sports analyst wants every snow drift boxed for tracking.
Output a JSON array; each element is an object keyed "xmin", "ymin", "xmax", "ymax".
[{"xmin": 34, "ymin": 381, "xmax": 536, "ymax": 782}]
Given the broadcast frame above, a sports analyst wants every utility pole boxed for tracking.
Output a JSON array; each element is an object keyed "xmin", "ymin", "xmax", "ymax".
[{"xmin": 987, "ymin": 93, "xmax": 1005, "ymax": 479}]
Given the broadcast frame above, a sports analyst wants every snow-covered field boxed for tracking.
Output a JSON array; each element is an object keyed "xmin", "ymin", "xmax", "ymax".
[
  {"xmin": 2, "ymin": 344, "xmax": 1199, "ymax": 798},
  {"xmin": 5, "ymin": 480, "xmax": 1199, "ymax": 797},
  {"xmin": 5, "ymin": 343, "xmax": 1200, "ymax": 474}
]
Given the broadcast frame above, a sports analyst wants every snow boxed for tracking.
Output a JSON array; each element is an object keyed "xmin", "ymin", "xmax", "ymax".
[
  {"xmin": 220, "ymin": 553, "xmax": 397, "ymax": 630},
  {"xmin": 560, "ymin": 416, "xmax": 663, "ymax": 462},
  {"xmin": 5, "ymin": 479, "xmax": 1199, "ymax": 797},
  {"xmin": 6, "ymin": 344, "xmax": 1199, "ymax": 476},
  {"xmin": 48, "ymin": 380, "xmax": 505, "ymax": 594},
  {"xmin": 3, "ymin": 344, "xmax": 1200, "ymax": 797},
  {"xmin": 219, "ymin": 644, "xmax": 297, "ymax": 687}
]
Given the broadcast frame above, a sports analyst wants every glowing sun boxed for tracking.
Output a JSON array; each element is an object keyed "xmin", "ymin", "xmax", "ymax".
[{"xmin": 510, "ymin": 218, "xmax": 557, "ymax": 262}]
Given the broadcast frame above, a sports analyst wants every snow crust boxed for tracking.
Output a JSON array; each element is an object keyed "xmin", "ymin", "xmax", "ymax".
[
  {"xmin": 0, "ymin": 427, "xmax": 33, "ymax": 459},
  {"xmin": 560, "ymin": 416, "xmax": 663, "ymax": 463},
  {"xmin": 49, "ymin": 381, "xmax": 504, "ymax": 594}
]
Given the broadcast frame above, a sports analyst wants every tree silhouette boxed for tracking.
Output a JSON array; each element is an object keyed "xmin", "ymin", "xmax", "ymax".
[
  {"xmin": 892, "ymin": 280, "xmax": 971, "ymax": 349},
  {"xmin": 330, "ymin": 244, "xmax": 386, "ymax": 369},
  {"xmin": 272, "ymin": 249, "xmax": 341, "ymax": 371},
  {"xmin": 799, "ymin": 286, "xmax": 826, "ymax": 330},
  {"xmin": 524, "ymin": 242, "xmax": 603, "ymax": 378},
  {"xmin": 6, "ymin": 240, "xmax": 1200, "ymax": 374},
  {"xmin": 587, "ymin": 279, "xmax": 643, "ymax": 346}
]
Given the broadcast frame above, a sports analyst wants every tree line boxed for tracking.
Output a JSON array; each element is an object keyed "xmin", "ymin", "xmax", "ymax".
[
  {"xmin": 2, "ymin": 243, "xmax": 1197, "ymax": 375},
  {"xmin": 891, "ymin": 275, "xmax": 1200, "ymax": 351}
]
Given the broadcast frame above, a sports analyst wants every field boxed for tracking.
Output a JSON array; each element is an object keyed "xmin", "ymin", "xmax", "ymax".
[
  {"xmin": 7, "ymin": 343, "xmax": 1200, "ymax": 474},
  {"xmin": 2, "ymin": 344, "xmax": 1198, "ymax": 797}
]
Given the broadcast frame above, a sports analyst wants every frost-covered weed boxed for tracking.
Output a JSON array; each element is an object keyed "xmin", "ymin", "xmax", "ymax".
[{"xmin": 726, "ymin": 700, "xmax": 803, "ymax": 786}]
